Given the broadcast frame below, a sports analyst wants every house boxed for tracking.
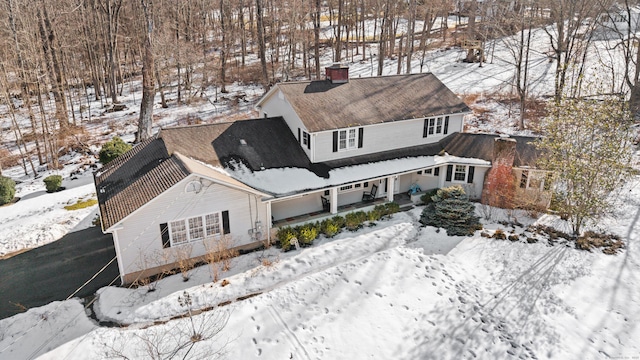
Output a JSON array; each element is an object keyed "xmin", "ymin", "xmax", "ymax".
[{"xmin": 95, "ymin": 65, "xmax": 546, "ymax": 285}]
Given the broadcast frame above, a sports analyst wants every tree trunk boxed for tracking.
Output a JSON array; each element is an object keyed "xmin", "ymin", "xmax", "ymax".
[
  {"xmin": 314, "ymin": 0, "xmax": 321, "ymax": 78},
  {"xmin": 256, "ymin": 0, "xmax": 269, "ymax": 90},
  {"xmin": 137, "ymin": 0, "xmax": 155, "ymax": 143}
]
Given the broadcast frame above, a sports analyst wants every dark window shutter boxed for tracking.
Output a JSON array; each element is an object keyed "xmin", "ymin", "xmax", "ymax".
[
  {"xmin": 298, "ymin": 128, "xmax": 301, "ymax": 143},
  {"xmin": 160, "ymin": 223, "xmax": 171, "ymax": 248},
  {"xmin": 467, "ymin": 166, "xmax": 475, "ymax": 183},
  {"xmin": 358, "ymin": 128, "xmax": 364, "ymax": 148},
  {"xmin": 423, "ymin": 119, "xmax": 428, "ymax": 138},
  {"xmin": 222, "ymin": 210, "xmax": 230, "ymax": 234},
  {"xmin": 434, "ymin": 167, "xmax": 440, "ymax": 176},
  {"xmin": 333, "ymin": 131, "xmax": 338, "ymax": 152},
  {"xmin": 444, "ymin": 116, "xmax": 450, "ymax": 134},
  {"xmin": 307, "ymin": 133, "xmax": 311, "ymax": 150},
  {"xmin": 446, "ymin": 165, "xmax": 453, "ymax": 182}
]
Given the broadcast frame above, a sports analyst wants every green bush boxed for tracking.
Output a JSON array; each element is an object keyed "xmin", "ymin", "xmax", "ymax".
[
  {"xmin": 99, "ymin": 137, "xmax": 132, "ymax": 164},
  {"xmin": 297, "ymin": 224, "xmax": 318, "ymax": 245},
  {"xmin": 331, "ymin": 215, "xmax": 346, "ymax": 229},
  {"xmin": 367, "ymin": 208, "xmax": 382, "ymax": 221},
  {"xmin": 420, "ymin": 186, "xmax": 482, "ymax": 236},
  {"xmin": 44, "ymin": 175, "xmax": 63, "ymax": 193},
  {"xmin": 384, "ymin": 202, "xmax": 400, "ymax": 216},
  {"xmin": 275, "ymin": 226, "xmax": 296, "ymax": 251},
  {"xmin": 0, "ymin": 176, "xmax": 16, "ymax": 205},
  {"xmin": 420, "ymin": 189, "xmax": 439, "ymax": 204},
  {"xmin": 320, "ymin": 219, "xmax": 340, "ymax": 238},
  {"xmin": 345, "ymin": 211, "xmax": 367, "ymax": 231}
]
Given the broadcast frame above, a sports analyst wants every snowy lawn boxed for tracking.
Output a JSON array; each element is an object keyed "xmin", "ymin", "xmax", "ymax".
[{"xmin": 1, "ymin": 180, "xmax": 637, "ymax": 359}]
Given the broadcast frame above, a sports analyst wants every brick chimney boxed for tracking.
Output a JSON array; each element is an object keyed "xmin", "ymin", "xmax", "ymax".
[
  {"xmin": 325, "ymin": 63, "xmax": 349, "ymax": 84},
  {"xmin": 481, "ymin": 136, "xmax": 517, "ymax": 208}
]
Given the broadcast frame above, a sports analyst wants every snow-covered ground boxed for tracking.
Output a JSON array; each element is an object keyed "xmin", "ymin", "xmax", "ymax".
[
  {"xmin": 2, "ymin": 190, "xmax": 639, "ymax": 359},
  {"xmin": 0, "ymin": 19, "xmax": 638, "ymax": 360}
]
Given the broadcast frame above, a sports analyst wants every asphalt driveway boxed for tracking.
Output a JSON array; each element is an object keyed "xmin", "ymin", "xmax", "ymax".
[{"xmin": 0, "ymin": 226, "xmax": 118, "ymax": 320}]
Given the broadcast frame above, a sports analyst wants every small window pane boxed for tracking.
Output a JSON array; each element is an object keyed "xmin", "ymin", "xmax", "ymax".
[{"xmin": 428, "ymin": 118, "xmax": 435, "ymax": 135}]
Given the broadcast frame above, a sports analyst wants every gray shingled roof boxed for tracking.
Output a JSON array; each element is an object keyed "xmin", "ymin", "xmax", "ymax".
[
  {"xmin": 273, "ymin": 73, "xmax": 471, "ymax": 133},
  {"xmin": 95, "ymin": 137, "xmax": 190, "ymax": 230}
]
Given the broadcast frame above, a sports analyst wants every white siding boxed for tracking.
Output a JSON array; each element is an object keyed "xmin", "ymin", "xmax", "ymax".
[
  {"xmin": 260, "ymin": 90, "xmax": 311, "ymax": 160},
  {"xmin": 313, "ymin": 114, "xmax": 465, "ymax": 162},
  {"xmin": 442, "ymin": 166, "xmax": 488, "ymax": 199},
  {"xmin": 113, "ymin": 177, "xmax": 268, "ymax": 278},
  {"xmin": 272, "ymin": 192, "xmax": 324, "ymax": 221},
  {"xmin": 410, "ymin": 169, "xmax": 441, "ymax": 191}
]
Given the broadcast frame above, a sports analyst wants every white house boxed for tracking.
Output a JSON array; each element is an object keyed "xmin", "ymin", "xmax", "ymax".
[{"xmin": 95, "ymin": 66, "xmax": 544, "ymax": 284}]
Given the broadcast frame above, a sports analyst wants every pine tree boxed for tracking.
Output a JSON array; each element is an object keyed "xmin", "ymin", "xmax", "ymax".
[{"xmin": 420, "ymin": 186, "xmax": 481, "ymax": 236}]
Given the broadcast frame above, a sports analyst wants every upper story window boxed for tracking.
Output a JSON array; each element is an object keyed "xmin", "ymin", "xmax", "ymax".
[
  {"xmin": 339, "ymin": 129, "xmax": 357, "ymax": 150},
  {"xmin": 333, "ymin": 127, "xmax": 363, "ymax": 152},
  {"xmin": 423, "ymin": 116, "xmax": 450, "ymax": 138}
]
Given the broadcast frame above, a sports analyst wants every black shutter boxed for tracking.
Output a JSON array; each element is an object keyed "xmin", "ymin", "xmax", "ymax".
[
  {"xmin": 444, "ymin": 116, "xmax": 449, "ymax": 134},
  {"xmin": 423, "ymin": 119, "xmax": 428, "ymax": 138},
  {"xmin": 298, "ymin": 128, "xmax": 301, "ymax": 143},
  {"xmin": 222, "ymin": 211, "xmax": 230, "ymax": 234},
  {"xmin": 333, "ymin": 131, "xmax": 338, "ymax": 152},
  {"xmin": 160, "ymin": 223, "xmax": 171, "ymax": 248},
  {"xmin": 467, "ymin": 166, "xmax": 475, "ymax": 183},
  {"xmin": 434, "ymin": 167, "xmax": 440, "ymax": 176},
  {"xmin": 358, "ymin": 128, "xmax": 364, "ymax": 148},
  {"xmin": 446, "ymin": 165, "xmax": 453, "ymax": 182},
  {"xmin": 307, "ymin": 133, "xmax": 311, "ymax": 150}
]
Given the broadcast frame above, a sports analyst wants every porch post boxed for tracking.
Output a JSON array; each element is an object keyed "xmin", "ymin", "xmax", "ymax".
[
  {"xmin": 330, "ymin": 187, "xmax": 338, "ymax": 214},
  {"xmin": 387, "ymin": 176, "xmax": 395, "ymax": 202},
  {"xmin": 266, "ymin": 201, "xmax": 272, "ymax": 244},
  {"xmin": 438, "ymin": 166, "xmax": 446, "ymax": 188}
]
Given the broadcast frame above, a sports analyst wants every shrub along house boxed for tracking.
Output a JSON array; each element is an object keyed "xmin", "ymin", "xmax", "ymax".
[{"xmin": 95, "ymin": 65, "xmax": 546, "ymax": 284}]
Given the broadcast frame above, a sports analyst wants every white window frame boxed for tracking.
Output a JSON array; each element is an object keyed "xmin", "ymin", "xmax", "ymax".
[
  {"xmin": 519, "ymin": 169, "xmax": 549, "ymax": 191},
  {"xmin": 338, "ymin": 128, "xmax": 358, "ymax": 151},
  {"xmin": 453, "ymin": 165, "xmax": 468, "ymax": 182},
  {"xmin": 168, "ymin": 212, "xmax": 222, "ymax": 246},
  {"xmin": 338, "ymin": 181, "xmax": 369, "ymax": 193},
  {"xmin": 420, "ymin": 167, "xmax": 439, "ymax": 177}
]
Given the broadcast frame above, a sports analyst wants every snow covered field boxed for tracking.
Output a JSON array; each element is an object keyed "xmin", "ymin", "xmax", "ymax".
[
  {"xmin": 0, "ymin": 18, "xmax": 639, "ymax": 360},
  {"xmin": 2, "ymin": 192, "xmax": 639, "ymax": 359}
]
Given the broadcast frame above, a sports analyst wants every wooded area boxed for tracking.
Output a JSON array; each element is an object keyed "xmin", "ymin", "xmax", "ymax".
[{"xmin": 0, "ymin": 0, "xmax": 636, "ymax": 177}]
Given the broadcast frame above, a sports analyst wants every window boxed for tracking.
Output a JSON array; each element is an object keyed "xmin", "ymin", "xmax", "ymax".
[
  {"xmin": 420, "ymin": 168, "xmax": 439, "ymax": 176},
  {"xmin": 170, "ymin": 220, "xmax": 187, "ymax": 245},
  {"xmin": 454, "ymin": 165, "xmax": 467, "ymax": 181},
  {"xmin": 168, "ymin": 212, "xmax": 223, "ymax": 246},
  {"xmin": 339, "ymin": 181, "xmax": 369, "ymax": 193},
  {"xmin": 423, "ymin": 117, "xmax": 449, "ymax": 137},
  {"xmin": 188, "ymin": 216, "xmax": 204, "ymax": 240},
  {"xmin": 434, "ymin": 167, "xmax": 440, "ymax": 176},
  {"xmin": 519, "ymin": 170, "xmax": 550, "ymax": 191},
  {"xmin": 339, "ymin": 184, "xmax": 353, "ymax": 192},
  {"xmin": 338, "ymin": 129, "xmax": 358, "ymax": 151},
  {"xmin": 205, "ymin": 213, "xmax": 221, "ymax": 236},
  {"xmin": 333, "ymin": 128, "xmax": 363, "ymax": 152},
  {"xmin": 302, "ymin": 131, "xmax": 310, "ymax": 148}
]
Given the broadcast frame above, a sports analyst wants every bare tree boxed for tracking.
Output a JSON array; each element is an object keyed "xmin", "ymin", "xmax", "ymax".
[{"xmin": 137, "ymin": 0, "xmax": 155, "ymax": 143}]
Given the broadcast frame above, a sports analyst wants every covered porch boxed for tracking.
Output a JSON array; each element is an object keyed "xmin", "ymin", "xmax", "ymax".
[{"xmin": 272, "ymin": 192, "xmax": 412, "ymax": 228}]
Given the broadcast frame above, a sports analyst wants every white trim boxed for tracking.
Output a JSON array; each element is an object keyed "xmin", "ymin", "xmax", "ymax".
[
  {"xmin": 452, "ymin": 164, "xmax": 469, "ymax": 183},
  {"xmin": 168, "ymin": 211, "xmax": 222, "ymax": 247}
]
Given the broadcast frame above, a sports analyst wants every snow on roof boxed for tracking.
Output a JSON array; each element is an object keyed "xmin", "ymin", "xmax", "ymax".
[{"xmin": 225, "ymin": 153, "xmax": 491, "ymax": 197}]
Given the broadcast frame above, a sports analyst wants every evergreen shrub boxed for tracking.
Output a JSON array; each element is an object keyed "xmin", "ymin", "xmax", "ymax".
[
  {"xmin": 44, "ymin": 175, "xmax": 63, "ymax": 193},
  {"xmin": 420, "ymin": 185, "xmax": 482, "ymax": 236},
  {"xmin": 0, "ymin": 176, "xmax": 16, "ymax": 205},
  {"xmin": 99, "ymin": 137, "xmax": 132, "ymax": 164}
]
